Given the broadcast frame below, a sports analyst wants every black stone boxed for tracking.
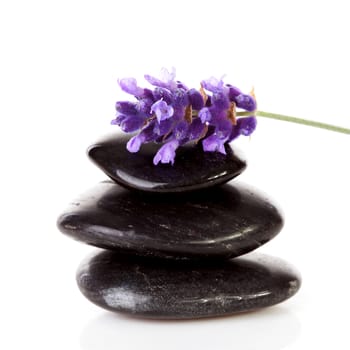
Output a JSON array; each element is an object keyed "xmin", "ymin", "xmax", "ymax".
[
  {"xmin": 77, "ymin": 250, "xmax": 301, "ymax": 319},
  {"xmin": 87, "ymin": 133, "xmax": 246, "ymax": 193},
  {"xmin": 57, "ymin": 181, "xmax": 283, "ymax": 260}
]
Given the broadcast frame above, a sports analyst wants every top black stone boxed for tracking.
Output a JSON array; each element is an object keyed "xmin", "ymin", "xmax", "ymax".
[{"xmin": 87, "ymin": 133, "xmax": 246, "ymax": 193}]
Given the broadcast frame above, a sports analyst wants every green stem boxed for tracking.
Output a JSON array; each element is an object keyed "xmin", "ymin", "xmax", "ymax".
[{"xmin": 256, "ymin": 111, "xmax": 350, "ymax": 134}]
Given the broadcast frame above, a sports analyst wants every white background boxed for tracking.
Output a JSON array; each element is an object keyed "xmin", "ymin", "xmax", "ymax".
[{"xmin": 1, "ymin": 1, "xmax": 350, "ymax": 349}]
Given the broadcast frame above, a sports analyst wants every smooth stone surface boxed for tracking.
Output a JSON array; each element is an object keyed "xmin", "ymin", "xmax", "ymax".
[
  {"xmin": 57, "ymin": 181, "xmax": 283, "ymax": 260},
  {"xmin": 87, "ymin": 133, "xmax": 246, "ymax": 193},
  {"xmin": 77, "ymin": 250, "xmax": 301, "ymax": 319}
]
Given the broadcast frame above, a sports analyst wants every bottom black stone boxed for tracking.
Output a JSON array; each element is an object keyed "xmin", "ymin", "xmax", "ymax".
[{"xmin": 77, "ymin": 251, "xmax": 301, "ymax": 319}]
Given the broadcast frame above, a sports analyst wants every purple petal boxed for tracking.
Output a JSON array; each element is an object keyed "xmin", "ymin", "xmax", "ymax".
[
  {"xmin": 115, "ymin": 101, "xmax": 138, "ymax": 115},
  {"xmin": 201, "ymin": 77, "xmax": 223, "ymax": 93},
  {"xmin": 235, "ymin": 94, "xmax": 257, "ymax": 112},
  {"xmin": 120, "ymin": 116, "xmax": 145, "ymax": 133},
  {"xmin": 187, "ymin": 117, "xmax": 207, "ymax": 140},
  {"xmin": 202, "ymin": 134, "xmax": 226, "ymax": 154},
  {"xmin": 238, "ymin": 116, "xmax": 257, "ymax": 136},
  {"xmin": 201, "ymin": 76, "xmax": 228, "ymax": 93},
  {"xmin": 138, "ymin": 88, "xmax": 156, "ymax": 112},
  {"xmin": 118, "ymin": 78, "xmax": 144, "ymax": 96},
  {"xmin": 111, "ymin": 113, "xmax": 128, "ymax": 125},
  {"xmin": 140, "ymin": 120, "xmax": 158, "ymax": 142},
  {"xmin": 173, "ymin": 121, "xmax": 189, "ymax": 141},
  {"xmin": 226, "ymin": 84, "xmax": 241, "ymax": 100},
  {"xmin": 211, "ymin": 91, "xmax": 230, "ymax": 111},
  {"xmin": 139, "ymin": 121, "xmax": 159, "ymax": 142},
  {"xmin": 142, "ymin": 88, "xmax": 155, "ymax": 100},
  {"xmin": 172, "ymin": 88, "xmax": 189, "ymax": 108},
  {"xmin": 127, "ymin": 134, "xmax": 144, "ymax": 153},
  {"xmin": 153, "ymin": 118, "xmax": 173, "ymax": 136},
  {"xmin": 144, "ymin": 75, "xmax": 169, "ymax": 89},
  {"xmin": 214, "ymin": 117, "xmax": 233, "ymax": 139},
  {"xmin": 199, "ymin": 107, "xmax": 212, "ymax": 123},
  {"xmin": 144, "ymin": 68, "xmax": 177, "ymax": 91},
  {"xmin": 152, "ymin": 87, "xmax": 173, "ymax": 104},
  {"xmin": 153, "ymin": 139, "xmax": 179, "ymax": 165},
  {"xmin": 176, "ymin": 80, "xmax": 188, "ymax": 90},
  {"xmin": 228, "ymin": 116, "xmax": 257, "ymax": 141},
  {"xmin": 151, "ymin": 100, "xmax": 174, "ymax": 123},
  {"xmin": 188, "ymin": 89, "xmax": 204, "ymax": 110},
  {"xmin": 160, "ymin": 67, "xmax": 176, "ymax": 82}
]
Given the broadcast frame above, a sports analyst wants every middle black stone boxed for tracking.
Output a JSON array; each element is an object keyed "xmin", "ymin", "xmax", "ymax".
[{"xmin": 57, "ymin": 181, "xmax": 283, "ymax": 260}]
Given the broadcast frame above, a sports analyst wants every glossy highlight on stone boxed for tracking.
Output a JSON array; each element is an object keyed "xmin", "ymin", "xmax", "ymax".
[
  {"xmin": 57, "ymin": 181, "xmax": 283, "ymax": 260},
  {"xmin": 87, "ymin": 133, "xmax": 246, "ymax": 193},
  {"xmin": 77, "ymin": 250, "xmax": 301, "ymax": 319}
]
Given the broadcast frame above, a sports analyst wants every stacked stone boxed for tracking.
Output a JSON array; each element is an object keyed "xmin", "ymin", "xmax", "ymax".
[{"xmin": 57, "ymin": 134, "xmax": 301, "ymax": 319}]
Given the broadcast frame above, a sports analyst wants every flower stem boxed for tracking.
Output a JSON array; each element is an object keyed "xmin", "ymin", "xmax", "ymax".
[
  {"xmin": 256, "ymin": 111, "xmax": 350, "ymax": 134},
  {"xmin": 236, "ymin": 110, "xmax": 350, "ymax": 134}
]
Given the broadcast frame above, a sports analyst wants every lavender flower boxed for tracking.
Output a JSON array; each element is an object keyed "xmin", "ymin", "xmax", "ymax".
[{"xmin": 112, "ymin": 69, "xmax": 258, "ymax": 165}]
